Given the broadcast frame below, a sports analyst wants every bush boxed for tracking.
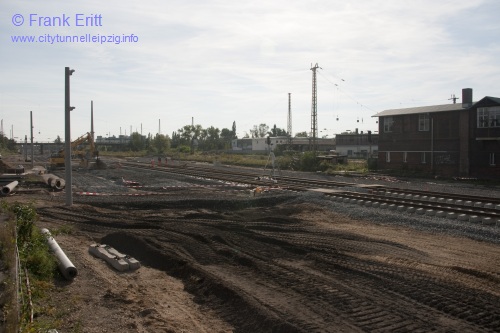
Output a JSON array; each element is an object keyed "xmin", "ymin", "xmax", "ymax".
[
  {"xmin": 2, "ymin": 202, "xmax": 58, "ymax": 331},
  {"xmin": 297, "ymin": 152, "xmax": 325, "ymax": 172}
]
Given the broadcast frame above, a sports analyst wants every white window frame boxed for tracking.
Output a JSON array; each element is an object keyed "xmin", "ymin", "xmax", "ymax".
[
  {"xmin": 418, "ymin": 114, "xmax": 430, "ymax": 131},
  {"xmin": 384, "ymin": 117, "xmax": 394, "ymax": 133},
  {"xmin": 478, "ymin": 107, "xmax": 500, "ymax": 128},
  {"xmin": 490, "ymin": 152, "xmax": 496, "ymax": 166}
]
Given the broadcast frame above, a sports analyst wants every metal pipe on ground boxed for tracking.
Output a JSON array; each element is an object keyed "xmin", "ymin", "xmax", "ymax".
[
  {"xmin": 1, "ymin": 180, "xmax": 19, "ymax": 195},
  {"xmin": 41, "ymin": 228, "xmax": 78, "ymax": 280},
  {"xmin": 41, "ymin": 174, "xmax": 66, "ymax": 190}
]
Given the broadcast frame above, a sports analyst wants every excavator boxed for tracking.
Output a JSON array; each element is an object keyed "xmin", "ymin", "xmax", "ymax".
[{"xmin": 49, "ymin": 132, "xmax": 106, "ymax": 170}]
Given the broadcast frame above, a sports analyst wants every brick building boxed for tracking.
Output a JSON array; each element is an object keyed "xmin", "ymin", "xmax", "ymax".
[{"xmin": 373, "ymin": 88, "xmax": 500, "ymax": 179}]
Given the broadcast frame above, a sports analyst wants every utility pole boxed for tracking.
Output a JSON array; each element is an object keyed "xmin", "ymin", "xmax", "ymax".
[
  {"xmin": 310, "ymin": 63, "xmax": 320, "ymax": 153},
  {"xmin": 91, "ymin": 101, "xmax": 94, "ymax": 142},
  {"xmin": 287, "ymin": 93, "xmax": 292, "ymax": 149},
  {"xmin": 30, "ymin": 111, "xmax": 34, "ymax": 169},
  {"xmin": 65, "ymin": 67, "xmax": 75, "ymax": 206},
  {"xmin": 24, "ymin": 135, "xmax": 28, "ymax": 161}
]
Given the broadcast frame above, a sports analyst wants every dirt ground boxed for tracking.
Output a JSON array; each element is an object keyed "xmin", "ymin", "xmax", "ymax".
[
  {"xmin": 2, "ymin": 157, "xmax": 500, "ymax": 332},
  {"xmin": 19, "ymin": 196, "xmax": 499, "ymax": 333}
]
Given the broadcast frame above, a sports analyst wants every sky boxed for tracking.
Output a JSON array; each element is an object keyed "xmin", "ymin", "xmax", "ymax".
[{"xmin": 1, "ymin": 0, "xmax": 499, "ymax": 142}]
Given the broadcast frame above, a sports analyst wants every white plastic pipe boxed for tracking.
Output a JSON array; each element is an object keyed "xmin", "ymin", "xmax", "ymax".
[
  {"xmin": 1, "ymin": 180, "xmax": 18, "ymax": 195},
  {"xmin": 41, "ymin": 228, "xmax": 77, "ymax": 280}
]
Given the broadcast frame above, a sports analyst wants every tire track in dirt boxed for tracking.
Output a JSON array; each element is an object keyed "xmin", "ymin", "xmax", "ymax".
[{"xmin": 37, "ymin": 201, "xmax": 500, "ymax": 332}]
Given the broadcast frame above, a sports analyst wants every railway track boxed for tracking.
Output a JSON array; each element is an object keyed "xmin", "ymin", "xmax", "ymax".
[{"xmin": 118, "ymin": 161, "xmax": 500, "ymax": 226}]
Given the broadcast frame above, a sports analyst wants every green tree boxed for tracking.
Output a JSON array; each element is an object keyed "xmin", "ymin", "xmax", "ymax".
[
  {"xmin": 232, "ymin": 121, "xmax": 237, "ymax": 139},
  {"xmin": 0, "ymin": 133, "xmax": 16, "ymax": 151},
  {"xmin": 249, "ymin": 123, "xmax": 269, "ymax": 138},
  {"xmin": 129, "ymin": 132, "xmax": 144, "ymax": 151},
  {"xmin": 151, "ymin": 134, "xmax": 170, "ymax": 154},
  {"xmin": 295, "ymin": 131, "xmax": 308, "ymax": 137},
  {"xmin": 203, "ymin": 126, "xmax": 220, "ymax": 150},
  {"xmin": 270, "ymin": 124, "xmax": 287, "ymax": 137},
  {"xmin": 220, "ymin": 128, "xmax": 233, "ymax": 150},
  {"xmin": 53, "ymin": 135, "xmax": 62, "ymax": 144}
]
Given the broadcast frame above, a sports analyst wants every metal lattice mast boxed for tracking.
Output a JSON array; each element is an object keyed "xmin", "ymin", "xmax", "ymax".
[
  {"xmin": 310, "ymin": 63, "xmax": 319, "ymax": 152},
  {"xmin": 287, "ymin": 93, "xmax": 292, "ymax": 148}
]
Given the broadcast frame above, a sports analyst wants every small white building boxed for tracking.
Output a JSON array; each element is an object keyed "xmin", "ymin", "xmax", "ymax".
[
  {"xmin": 231, "ymin": 136, "xmax": 335, "ymax": 152},
  {"xmin": 335, "ymin": 132, "xmax": 378, "ymax": 158}
]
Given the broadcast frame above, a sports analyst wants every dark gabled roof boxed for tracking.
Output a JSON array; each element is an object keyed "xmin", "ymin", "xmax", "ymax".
[
  {"xmin": 474, "ymin": 96, "xmax": 500, "ymax": 106},
  {"xmin": 373, "ymin": 95, "xmax": 500, "ymax": 118},
  {"xmin": 372, "ymin": 103, "xmax": 465, "ymax": 117}
]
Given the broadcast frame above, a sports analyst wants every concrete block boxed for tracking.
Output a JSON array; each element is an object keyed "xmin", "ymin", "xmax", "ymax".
[
  {"xmin": 429, "ymin": 197, "xmax": 437, "ymax": 202},
  {"xmin": 482, "ymin": 217, "xmax": 496, "ymax": 226},
  {"xmin": 357, "ymin": 200, "xmax": 365, "ymax": 205},
  {"xmin": 88, "ymin": 244, "xmax": 103, "ymax": 258},
  {"xmin": 412, "ymin": 195, "xmax": 420, "ymax": 200},
  {"xmin": 108, "ymin": 258, "xmax": 129, "ymax": 272},
  {"xmin": 495, "ymin": 204, "xmax": 500, "ymax": 211},
  {"xmin": 457, "ymin": 214, "xmax": 469, "ymax": 221},
  {"xmin": 469, "ymin": 215, "xmax": 481, "ymax": 223},
  {"xmin": 420, "ymin": 196, "xmax": 428, "ymax": 201},
  {"xmin": 105, "ymin": 246, "xmax": 126, "ymax": 259},
  {"xmin": 88, "ymin": 244, "xmax": 140, "ymax": 272},
  {"xmin": 446, "ymin": 199, "xmax": 455, "ymax": 205},
  {"xmin": 464, "ymin": 201, "xmax": 473, "ymax": 207},
  {"xmin": 406, "ymin": 207, "xmax": 416, "ymax": 213},
  {"xmin": 484, "ymin": 203, "xmax": 494, "ymax": 209},
  {"xmin": 416, "ymin": 208, "xmax": 425, "ymax": 215},
  {"xmin": 397, "ymin": 205, "xmax": 406, "ymax": 212},
  {"xmin": 364, "ymin": 201, "xmax": 372, "ymax": 207},
  {"xmin": 447, "ymin": 212, "xmax": 457, "ymax": 219},
  {"xmin": 388, "ymin": 204, "xmax": 397, "ymax": 210},
  {"xmin": 350, "ymin": 198, "xmax": 358, "ymax": 204},
  {"xmin": 437, "ymin": 198, "xmax": 446, "ymax": 203},
  {"xmin": 123, "ymin": 256, "xmax": 141, "ymax": 270},
  {"xmin": 473, "ymin": 202, "xmax": 483, "ymax": 208},
  {"xmin": 425, "ymin": 209, "xmax": 436, "ymax": 216},
  {"xmin": 436, "ymin": 211, "xmax": 447, "ymax": 217},
  {"xmin": 380, "ymin": 203, "xmax": 388, "ymax": 209},
  {"xmin": 454, "ymin": 200, "xmax": 463, "ymax": 206},
  {"xmin": 343, "ymin": 198, "xmax": 350, "ymax": 203},
  {"xmin": 372, "ymin": 202, "xmax": 380, "ymax": 208}
]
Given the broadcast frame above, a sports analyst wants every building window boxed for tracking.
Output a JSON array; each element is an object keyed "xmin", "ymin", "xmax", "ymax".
[
  {"xmin": 421, "ymin": 152, "xmax": 426, "ymax": 164},
  {"xmin": 490, "ymin": 153, "xmax": 496, "ymax": 166},
  {"xmin": 478, "ymin": 107, "xmax": 500, "ymax": 128},
  {"xmin": 386, "ymin": 152, "xmax": 390, "ymax": 162},
  {"xmin": 383, "ymin": 117, "xmax": 394, "ymax": 132},
  {"xmin": 419, "ymin": 114, "xmax": 430, "ymax": 131},
  {"xmin": 403, "ymin": 152, "xmax": 407, "ymax": 163}
]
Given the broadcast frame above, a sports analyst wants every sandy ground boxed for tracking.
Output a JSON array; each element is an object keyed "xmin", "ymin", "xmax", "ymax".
[{"xmin": 44, "ymin": 231, "xmax": 234, "ymax": 333}]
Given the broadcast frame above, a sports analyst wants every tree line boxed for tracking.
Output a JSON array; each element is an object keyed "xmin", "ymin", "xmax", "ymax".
[{"xmin": 46, "ymin": 122, "xmax": 308, "ymax": 154}]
